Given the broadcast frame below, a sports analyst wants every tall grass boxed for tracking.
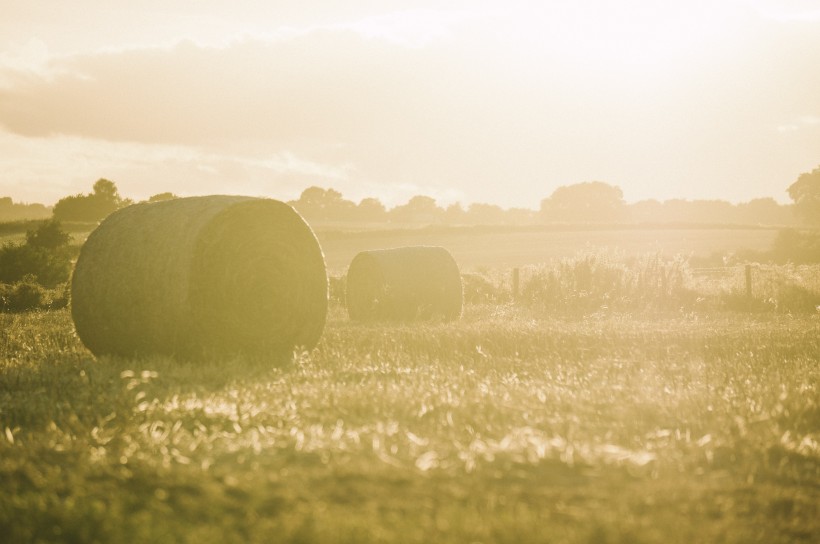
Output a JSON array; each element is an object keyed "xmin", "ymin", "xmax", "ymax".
[
  {"xmin": 450, "ymin": 252, "xmax": 820, "ymax": 315},
  {"xmin": 518, "ymin": 252, "xmax": 694, "ymax": 314}
]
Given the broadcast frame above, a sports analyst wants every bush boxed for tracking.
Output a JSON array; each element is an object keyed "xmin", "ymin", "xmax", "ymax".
[
  {"xmin": 462, "ymin": 273, "xmax": 510, "ymax": 305},
  {"xmin": 49, "ymin": 283, "xmax": 70, "ymax": 310},
  {"xmin": 26, "ymin": 218, "xmax": 71, "ymax": 249},
  {"xmin": 720, "ymin": 290, "xmax": 773, "ymax": 313},
  {"xmin": 0, "ymin": 243, "xmax": 72, "ymax": 288},
  {"xmin": 0, "ymin": 219, "xmax": 72, "ymax": 288},
  {"xmin": 0, "ymin": 278, "xmax": 47, "ymax": 312},
  {"xmin": 777, "ymin": 284, "xmax": 820, "ymax": 313},
  {"xmin": 0, "ymin": 279, "xmax": 71, "ymax": 313},
  {"xmin": 770, "ymin": 229, "xmax": 820, "ymax": 264}
]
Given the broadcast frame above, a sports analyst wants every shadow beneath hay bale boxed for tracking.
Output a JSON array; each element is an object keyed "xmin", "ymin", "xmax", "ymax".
[
  {"xmin": 95, "ymin": 348, "xmax": 309, "ymax": 395},
  {"xmin": 0, "ymin": 348, "xmax": 307, "ymax": 431}
]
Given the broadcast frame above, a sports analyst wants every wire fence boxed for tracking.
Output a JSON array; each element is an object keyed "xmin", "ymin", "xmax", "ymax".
[
  {"xmin": 495, "ymin": 262, "xmax": 820, "ymax": 312},
  {"xmin": 689, "ymin": 264, "xmax": 820, "ymax": 298}
]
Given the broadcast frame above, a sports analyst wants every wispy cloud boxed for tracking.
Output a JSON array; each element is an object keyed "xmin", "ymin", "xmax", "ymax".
[
  {"xmin": 0, "ymin": 129, "xmax": 350, "ymax": 204},
  {"xmin": 0, "ymin": 38, "xmax": 64, "ymax": 87},
  {"xmin": 0, "ymin": 35, "xmax": 393, "ymax": 142},
  {"xmin": 0, "ymin": 7, "xmax": 477, "ymax": 90},
  {"xmin": 0, "ymin": 127, "xmax": 464, "ymax": 207}
]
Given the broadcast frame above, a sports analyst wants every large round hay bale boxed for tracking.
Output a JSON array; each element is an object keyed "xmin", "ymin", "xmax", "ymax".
[
  {"xmin": 71, "ymin": 195, "xmax": 328, "ymax": 359},
  {"xmin": 346, "ymin": 246, "xmax": 462, "ymax": 321}
]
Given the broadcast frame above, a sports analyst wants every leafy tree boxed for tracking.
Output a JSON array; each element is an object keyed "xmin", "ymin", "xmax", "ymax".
[
  {"xmin": 53, "ymin": 178, "xmax": 127, "ymax": 222},
  {"xmin": 787, "ymin": 166, "xmax": 820, "ymax": 224},
  {"xmin": 466, "ymin": 203, "xmax": 505, "ymax": 224},
  {"xmin": 297, "ymin": 186, "xmax": 332, "ymax": 209},
  {"xmin": 389, "ymin": 195, "xmax": 444, "ymax": 224},
  {"xmin": 770, "ymin": 229, "xmax": 820, "ymax": 264},
  {"xmin": 735, "ymin": 198, "xmax": 795, "ymax": 226},
  {"xmin": 92, "ymin": 179, "xmax": 118, "ymax": 201},
  {"xmin": 540, "ymin": 181, "xmax": 627, "ymax": 223},
  {"xmin": 357, "ymin": 197, "xmax": 387, "ymax": 222},
  {"xmin": 0, "ymin": 220, "xmax": 72, "ymax": 288},
  {"xmin": 0, "ymin": 197, "xmax": 51, "ymax": 221},
  {"xmin": 444, "ymin": 203, "xmax": 467, "ymax": 224},
  {"xmin": 291, "ymin": 186, "xmax": 356, "ymax": 221},
  {"xmin": 629, "ymin": 199, "xmax": 664, "ymax": 223},
  {"xmin": 148, "ymin": 192, "xmax": 178, "ymax": 202},
  {"xmin": 26, "ymin": 218, "xmax": 71, "ymax": 249}
]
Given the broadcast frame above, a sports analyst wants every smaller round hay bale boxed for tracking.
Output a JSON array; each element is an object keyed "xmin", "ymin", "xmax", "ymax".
[
  {"xmin": 346, "ymin": 246, "xmax": 462, "ymax": 321},
  {"xmin": 71, "ymin": 195, "xmax": 328, "ymax": 360}
]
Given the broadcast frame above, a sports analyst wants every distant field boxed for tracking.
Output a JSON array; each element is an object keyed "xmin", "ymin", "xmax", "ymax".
[
  {"xmin": 1, "ymin": 222, "xmax": 780, "ymax": 273},
  {"xmin": 318, "ymin": 226, "xmax": 779, "ymax": 272},
  {"xmin": 0, "ymin": 221, "xmax": 96, "ymax": 246}
]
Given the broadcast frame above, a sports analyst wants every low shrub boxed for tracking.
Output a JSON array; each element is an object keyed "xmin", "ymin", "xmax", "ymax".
[
  {"xmin": 772, "ymin": 284, "xmax": 820, "ymax": 313},
  {"xmin": 0, "ymin": 278, "xmax": 70, "ymax": 313},
  {"xmin": 0, "ymin": 278, "xmax": 46, "ymax": 312},
  {"xmin": 26, "ymin": 218, "xmax": 72, "ymax": 249},
  {"xmin": 770, "ymin": 229, "xmax": 820, "ymax": 264},
  {"xmin": 0, "ymin": 219, "xmax": 72, "ymax": 288},
  {"xmin": 0, "ymin": 244, "xmax": 72, "ymax": 288},
  {"xmin": 720, "ymin": 290, "xmax": 774, "ymax": 313},
  {"xmin": 462, "ymin": 273, "xmax": 511, "ymax": 305},
  {"xmin": 519, "ymin": 252, "xmax": 697, "ymax": 314}
]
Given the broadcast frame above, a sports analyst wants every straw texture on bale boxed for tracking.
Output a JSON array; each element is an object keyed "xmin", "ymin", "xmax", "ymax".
[
  {"xmin": 346, "ymin": 246, "xmax": 462, "ymax": 321},
  {"xmin": 71, "ymin": 196, "xmax": 328, "ymax": 359}
]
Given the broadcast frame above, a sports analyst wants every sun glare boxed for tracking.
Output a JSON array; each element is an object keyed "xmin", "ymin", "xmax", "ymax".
[{"xmin": 512, "ymin": 2, "xmax": 745, "ymax": 75}]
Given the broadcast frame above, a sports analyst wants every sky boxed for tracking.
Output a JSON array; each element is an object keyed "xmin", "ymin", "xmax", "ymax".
[{"xmin": 0, "ymin": 0, "xmax": 819, "ymax": 209}]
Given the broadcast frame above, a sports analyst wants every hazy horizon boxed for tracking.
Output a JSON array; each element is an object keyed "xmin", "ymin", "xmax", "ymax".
[{"xmin": 1, "ymin": 0, "xmax": 819, "ymax": 208}]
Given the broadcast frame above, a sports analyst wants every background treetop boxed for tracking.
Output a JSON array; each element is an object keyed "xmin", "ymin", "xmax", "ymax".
[
  {"xmin": 52, "ymin": 178, "xmax": 130, "ymax": 223},
  {"xmin": 787, "ymin": 165, "xmax": 820, "ymax": 225}
]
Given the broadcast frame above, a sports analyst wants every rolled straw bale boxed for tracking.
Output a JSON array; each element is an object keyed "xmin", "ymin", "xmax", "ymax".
[
  {"xmin": 71, "ymin": 196, "xmax": 328, "ymax": 359},
  {"xmin": 346, "ymin": 246, "xmax": 462, "ymax": 321}
]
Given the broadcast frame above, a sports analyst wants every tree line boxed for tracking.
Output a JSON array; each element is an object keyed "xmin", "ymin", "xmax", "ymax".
[
  {"xmin": 0, "ymin": 167, "xmax": 818, "ymax": 311},
  {"xmin": 0, "ymin": 197, "xmax": 51, "ymax": 222},
  {"xmin": 1, "ymin": 165, "xmax": 819, "ymax": 226},
  {"xmin": 287, "ymin": 169, "xmax": 819, "ymax": 226}
]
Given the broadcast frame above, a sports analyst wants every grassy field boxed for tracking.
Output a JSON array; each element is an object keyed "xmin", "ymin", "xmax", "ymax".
[
  {"xmin": 0, "ymin": 222, "xmax": 817, "ymax": 542},
  {"xmin": 1, "ymin": 297, "xmax": 818, "ymax": 542}
]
